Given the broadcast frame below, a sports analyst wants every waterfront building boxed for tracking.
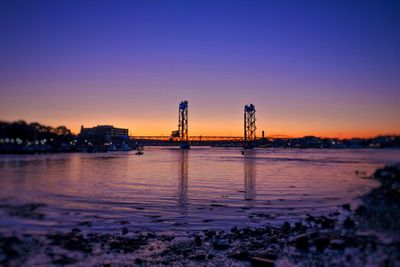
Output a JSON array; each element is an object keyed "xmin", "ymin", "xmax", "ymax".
[{"xmin": 79, "ymin": 125, "xmax": 130, "ymax": 151}]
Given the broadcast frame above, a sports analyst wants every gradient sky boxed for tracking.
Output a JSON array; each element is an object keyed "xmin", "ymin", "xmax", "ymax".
[{"xmin": 1, "ymin": 0, "xmax": 399, "ymax": 137}]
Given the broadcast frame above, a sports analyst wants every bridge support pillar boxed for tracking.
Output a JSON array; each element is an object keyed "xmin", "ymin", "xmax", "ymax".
[
  {"xmin": 178, "ymin": 100, "xmax": 190, "ymax": 149},
  {"xmin": 244, "ymin": 104, "xmax": 256, "ymax": 149}
]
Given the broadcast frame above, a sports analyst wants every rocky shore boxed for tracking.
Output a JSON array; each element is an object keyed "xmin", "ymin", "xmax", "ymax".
[{"xmin": 1, "ymin": 165, "xmax": 399, "ymax": 266}]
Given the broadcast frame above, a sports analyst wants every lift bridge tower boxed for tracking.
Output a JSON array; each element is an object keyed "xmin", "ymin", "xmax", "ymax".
[
  {"xmin": 244, "ymin": 104, "xmax": 256, "ymax": 149},
  {"xmin": 178, "ymin": 100, "xmax": 190, "ymax": 149}
]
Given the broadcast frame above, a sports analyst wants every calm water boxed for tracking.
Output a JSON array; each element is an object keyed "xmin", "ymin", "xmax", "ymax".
[{"xmin": 1, "ymin": 147, "xmax": 399, "ymax": 234}]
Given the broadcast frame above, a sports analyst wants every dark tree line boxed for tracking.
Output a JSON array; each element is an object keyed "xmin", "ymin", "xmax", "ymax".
[{"xmin": 0, "ymin": 120, "xmax": 76, "ymax": 146}]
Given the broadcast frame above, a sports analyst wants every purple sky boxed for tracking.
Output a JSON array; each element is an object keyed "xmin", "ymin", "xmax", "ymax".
[{"xmin": 1, "ymin": 0, "xmax": 399, "ymax": 137}]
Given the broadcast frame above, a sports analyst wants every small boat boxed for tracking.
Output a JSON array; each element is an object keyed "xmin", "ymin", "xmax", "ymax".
[
  {"xmin": 135, "ymin": 146, "xmax": 144, "ymax": 155},
  {"xmin": 180, "ymin": 142, "xmax": 190, "ymax": 150}
]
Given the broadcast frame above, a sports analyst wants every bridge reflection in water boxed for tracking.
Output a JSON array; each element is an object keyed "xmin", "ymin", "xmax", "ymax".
[
  {"xmin": 175, "ymin": 149, "xmax": 256, "ymax": 211},
  {"xmin": 243, "ymin": 150, "xmax": 256, "ymax": 204},
  {"xmin": 177, "ymin": 150, "xmax": 189, "ymax": 210}
]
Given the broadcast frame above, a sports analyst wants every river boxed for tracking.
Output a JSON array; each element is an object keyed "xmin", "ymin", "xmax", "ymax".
[{"xmin": 0, "ymin": 147, "xmax": 399, "ymax": 235}]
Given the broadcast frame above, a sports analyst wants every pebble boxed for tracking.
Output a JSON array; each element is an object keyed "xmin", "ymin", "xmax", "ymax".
[
  {"xmin": 251, "ymin": 257, "xmax": 275, "ymax": 267},
  {"xmin": 189, "ymin": 253, "xmax": 206, "ymax": 260},
  {"xmin": 213, "ymin": 238, "xmax": 230, "ymax": 250},
  {"xmin": 342, "ymin": 204, "xmax": 351, "ymax": 211},
  {"xmin": 194, "ymin": 235, "xmax": 202, "ymax": 246},
  {"xmin": 229, "ymin": 246, "xmax": 250, "ymax": 260},
  {"xmin": 314, "ymin": 237, "xmax": 330, "ymax": 252},
  {"xmin": 344, "ymin": 217, "xmax": 355, "ymax": 228},
  {"xmin": 330, "ymin": 239, "xmax": 346, "ymax": 250},
  {"xmin": 294, "ymin": 234, "xmax": 309, "ymax": 251}
]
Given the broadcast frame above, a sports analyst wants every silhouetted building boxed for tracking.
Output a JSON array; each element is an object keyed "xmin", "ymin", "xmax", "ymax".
[{"xmin": 79, "ymin": 125, "xmax": 130, "ymax": 151}]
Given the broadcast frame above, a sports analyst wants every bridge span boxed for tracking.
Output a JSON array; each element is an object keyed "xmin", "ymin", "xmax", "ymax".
[{"xmin": 130, "ymin": 136, "xmax": 244, "ymax": 141}]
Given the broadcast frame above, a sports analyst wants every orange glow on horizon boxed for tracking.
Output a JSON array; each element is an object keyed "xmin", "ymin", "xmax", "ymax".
[
  {"xmin": 64, "ymin": 124, "xmax": 397, "ymax": 139},
  {"xmin": 2, "ymin": 104, "xmax": 399, "ymax": 140},
  {"xmin": 1, "ymin": 111, "xmax": 400, "ymax": 139}
]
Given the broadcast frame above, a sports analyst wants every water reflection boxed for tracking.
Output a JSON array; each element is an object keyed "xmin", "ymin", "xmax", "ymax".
[
  {"xmin": 0, "ymin": 148, "xmax": 392, "ymax": 233},
  {"xmin": 243, "ymin": 150, "xmax": 256, "ymax": 202},
  {"xmin": 177, "ymin": 150, "xmax": 189, "ymax": 209}
]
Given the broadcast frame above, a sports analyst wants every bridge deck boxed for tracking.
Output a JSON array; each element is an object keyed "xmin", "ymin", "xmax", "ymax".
[{"xmin": 130, "ymin": 136, "xmax": 244, "ymax": 141}]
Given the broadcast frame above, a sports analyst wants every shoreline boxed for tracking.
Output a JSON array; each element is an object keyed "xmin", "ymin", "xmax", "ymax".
[{"xmin": 1, "ymin": 146, "xmax": 400, "ymax": 155}]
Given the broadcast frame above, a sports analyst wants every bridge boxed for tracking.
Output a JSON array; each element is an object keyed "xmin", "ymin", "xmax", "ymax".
[
  {"xmin": 129, "ymin": 135, "xmax": 248, "ymax": 147},
  {"xmin": 130, "ymin": 136, "xmax": 244, "ymax": 141},
  {"xmin": 130, "ymin": 101, "xmax": 276, "ymax": 148}
]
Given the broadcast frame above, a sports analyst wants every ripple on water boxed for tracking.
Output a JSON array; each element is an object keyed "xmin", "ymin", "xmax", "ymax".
[{"xmin": 0, "ymin": 148, "xmax": 398, "ymax": 234}]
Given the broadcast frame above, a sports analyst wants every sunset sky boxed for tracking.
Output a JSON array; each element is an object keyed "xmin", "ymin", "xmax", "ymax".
[{"xmin": 1, "ymin": 0, "xmax": 399, "ymax": 138}]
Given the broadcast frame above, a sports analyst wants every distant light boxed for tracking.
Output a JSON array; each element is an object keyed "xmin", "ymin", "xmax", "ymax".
[
  {"xmin": 10, "ymin": 139, "xmax": 15, "ymax": 143},
  {"xmin": 0, "ymin": 139, "xmax": 3, "ymax": 143}
]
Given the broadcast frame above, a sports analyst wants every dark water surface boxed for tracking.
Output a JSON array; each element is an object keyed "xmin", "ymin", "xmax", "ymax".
[{"xmin": 1, "ymin": 148, "xmax": 399, "ymax": 234}]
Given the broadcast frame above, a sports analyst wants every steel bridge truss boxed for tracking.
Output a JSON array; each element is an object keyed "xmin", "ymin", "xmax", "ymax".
[
  {"xmin": 244, "ymin": 104, "xmax": 256, "ymax": 147},
  {"xmin": 178, "ymin": 100, "xmax": 189, "ymax": 142}
]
